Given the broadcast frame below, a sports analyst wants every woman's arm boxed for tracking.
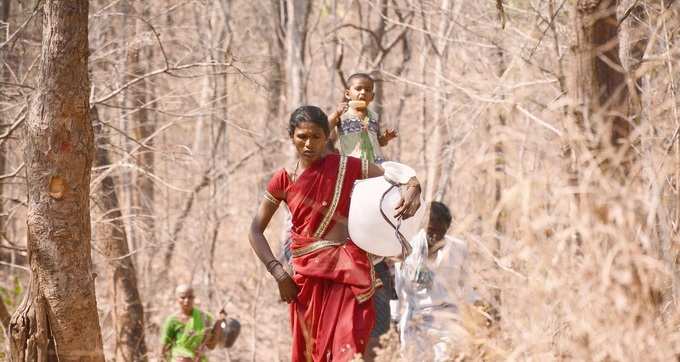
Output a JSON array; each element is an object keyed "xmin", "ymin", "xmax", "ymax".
[
  {"xmin": 366, "ymin": 162, "xmax": 384, "ymax": 178},
  {"xmin": 365, "ymin": 163, "xmax": 422, "ymax": 219},
  {"xmin": 203, "ymin": 311, "xmax": 225, "ymax": 350},
  {"xmin": 248, "ymin": 199, "xmax": 280, "ymax": 266},
  {"xmin": 249, "ymin": 200, "xmax": 298, "ymax": 302}
]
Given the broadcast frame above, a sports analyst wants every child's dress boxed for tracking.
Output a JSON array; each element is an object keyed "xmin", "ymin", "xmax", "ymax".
[{"xmin": 337, "ymin": 109, "xmax": 385, "ymax": 164}]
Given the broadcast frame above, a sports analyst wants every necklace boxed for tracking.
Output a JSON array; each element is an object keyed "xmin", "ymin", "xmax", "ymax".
[{"xmin": 290, "ymin": 160, "xmax": 300, "ymax": 182}]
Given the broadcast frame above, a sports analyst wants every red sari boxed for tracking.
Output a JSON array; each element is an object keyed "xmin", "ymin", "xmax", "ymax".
[{"xmin": 266, "ymin": 154, "xmax": 376, "ymax": 362}]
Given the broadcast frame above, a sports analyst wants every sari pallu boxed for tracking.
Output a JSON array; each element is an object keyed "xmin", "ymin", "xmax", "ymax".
[{"xmin": 266, "ymin": 154, "xmax": 376, "ymax": 362}]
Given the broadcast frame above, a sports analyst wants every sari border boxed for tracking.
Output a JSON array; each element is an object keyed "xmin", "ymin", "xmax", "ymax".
[
  {"xmin": 313, "ymin": 156, "xmax": 348, "ymax": 238},
  {"xmin": 361, "ymin": 157, "xmax": 369, "ymax": 179},
  {"xmin": 356, "ymin": 256, "xmax": 377, "ymax": 303},
  {"xmin": 291, "ymin": 240, "xmax": 345, "ymax": 258}
]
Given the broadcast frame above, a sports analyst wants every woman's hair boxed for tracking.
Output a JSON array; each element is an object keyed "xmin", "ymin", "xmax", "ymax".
[
  {"xmin": 430, "ymin": 201, "xmax": 452, "ymax": 229},
  {"xmin": 175, "ymin": 284, "xmax": 194, "ymax": 297},
  {"xmin": 288, "ymin": 105, "xmax": 330, "ymax": 137}
]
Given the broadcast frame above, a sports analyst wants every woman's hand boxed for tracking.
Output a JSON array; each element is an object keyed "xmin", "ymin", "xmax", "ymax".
[
  {"xmin": 277, "ymin": 275, "xmax": 298, "ymax": 303},
  {"xmin": 394, "ymin": 177, "xmax": 421, "ymax": 219}
]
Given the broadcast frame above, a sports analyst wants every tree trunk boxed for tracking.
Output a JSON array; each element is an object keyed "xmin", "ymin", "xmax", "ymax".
[
  {"xmin": 262, "ymin": 0, "xmax": 284, "ymax": 188},
  {"xmin": 619, "ymin": 0, "xmax": 646, "ymax": 120},
  {"xmin": 207, "ymin": 0, "xmax": 232, "ymax": 302},
  {"xmin": 0, "ymin": 0, "xmax": 8, "ymax": 22},
  {"xmin": 9, "ymin": 1, "xmax": 105, "ymax": 361},
  {"xmin": 570, "ymin": 0, "xmax": 631, "ymax": 159},
  {"xmin": 124, "ymin": 0, "xmax": 155, "ymax": 266},
  {"xmin": 285, "ymin": 0, "xmax": 311, "ymax": 109},
  {"xmin": 366, "ymin": 0, "xmax": 387, "ymax": 117},
  {"xmin": 492, "ymin": 43, "xmax": 507, "ymax": 307},
  {"xmin": 92, "ymin": 107, "xmax": 147, "ymax": 362},
  {"xmin": 0, "ymin": 0, "xmax": 10, "ymax": 245},
  {"xmin": 426, "ymin": 0, "xmax": 453, "ymax": 201}
]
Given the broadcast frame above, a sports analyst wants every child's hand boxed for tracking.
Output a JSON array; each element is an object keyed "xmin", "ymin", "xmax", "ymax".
[
  {"xmin": 381, "ymin": 129, "xmax": 398, "ymax": 144},
  {"xmin": 335, "ymin": 102, "xmax": 348, "ymax": 116},
  {"xmin": 329, "ymin": 102, "xmax": 348, "ymax": 128}
]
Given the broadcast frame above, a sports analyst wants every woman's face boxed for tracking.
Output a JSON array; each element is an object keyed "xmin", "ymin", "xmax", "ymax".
[
  {"xmin": 177, "ymin": 291, "xmax": 194, "ymax": 315},
  {"xmin": 291, "ymin": 121, "xmax": 328, "ymax": 163}
]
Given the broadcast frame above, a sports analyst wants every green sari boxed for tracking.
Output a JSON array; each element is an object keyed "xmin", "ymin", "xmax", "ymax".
[{"xmin": 161, "ymin": 308, "xmax": 213, "ymax": 361}]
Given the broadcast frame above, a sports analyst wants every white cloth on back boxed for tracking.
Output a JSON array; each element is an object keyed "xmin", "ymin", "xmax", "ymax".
[{"xmin": 394, "ymin": 229, "xmax": 479, "ymax": 361}]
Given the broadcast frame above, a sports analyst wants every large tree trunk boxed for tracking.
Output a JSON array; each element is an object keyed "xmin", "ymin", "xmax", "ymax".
[
  {"xmin": 9, "ymin": 1, "xmax": 105, "ymax": 361},
  {"xmin": 92, "ymin": 107, "xmax": 147, "ymax": 362},
  {"xmin": 570, "ymin": 0, "xmax": 631, "ymax": 158},
  {"xmin": 568, "ymin": 0, "xmax": 632, "ymax": 237}
]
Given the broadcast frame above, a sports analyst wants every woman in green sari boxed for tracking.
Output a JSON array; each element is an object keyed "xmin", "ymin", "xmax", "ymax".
[{"xmin": 160, "ymin": 285, "xmax": 224, "ymax": 362}]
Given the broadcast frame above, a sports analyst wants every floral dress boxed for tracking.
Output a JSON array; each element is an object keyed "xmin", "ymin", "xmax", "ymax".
[{"xmin": 337, "ymin": 109, "xmax": 385, "ymax": 164}]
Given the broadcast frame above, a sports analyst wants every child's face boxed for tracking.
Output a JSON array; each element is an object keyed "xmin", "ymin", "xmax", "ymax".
[
  {"xmin": 345, "ymin": 78, "xmax": 374, "ymax": 105},
  {"xmin": 426, "ymin": 217, "xmax": 449, "ymax": 246}
]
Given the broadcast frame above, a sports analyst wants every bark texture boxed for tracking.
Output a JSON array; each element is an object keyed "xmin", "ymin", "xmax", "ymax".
[
  {"xmin": 92, "ymin": 107, "xmax": 148, "ymax": 361},
  {"xmin": 570, "ymin": 0, "xmax": 631, "ymax": 149},
  {"xmin": 9, "ymin": 1, "xmax": 105, "ymax": 360}
]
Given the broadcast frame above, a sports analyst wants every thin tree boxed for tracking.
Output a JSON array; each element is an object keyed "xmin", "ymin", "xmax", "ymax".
[
  {"xmin": 265, "ymin": 0, "xmax": 285, "ymax": 158},
  {"xmin": 285, "ymin": 0, "xmax": 311, "ymax": 109},
  {"xmin": 9, "ymin": 1, "xmax": 105, "ymax": 361},
  {"xmin": 426, "ymin": 0, "xmax": 455, "ymax": 201},
  {"xmin": 92, "ymin": 107, "xmax": 148, "ymax": 362},
  {"xmin": 124, "ymin": 0, "xmax": 155, "ymax": 266},
  {"xmin": 0, "ymin": 0, "xmax": 9, "ymax": 246}
]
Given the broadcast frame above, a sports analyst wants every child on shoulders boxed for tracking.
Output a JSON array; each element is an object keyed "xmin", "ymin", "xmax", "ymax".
[{"xmin": 328, "ymin": 73, "xmax": 397, "ymax": 164}]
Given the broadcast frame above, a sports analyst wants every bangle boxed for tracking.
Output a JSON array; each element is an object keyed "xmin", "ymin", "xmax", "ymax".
[
  {"xmin": 271, "ymin": 264, "xmax": 291, "ymax": 282},
  {"xmin": 264, "ymin": 259, "xmax": 281, "ymax": 273},
  {"xmin": 265, "ymin": 260, "xmax": 290, "ymax": 282}
]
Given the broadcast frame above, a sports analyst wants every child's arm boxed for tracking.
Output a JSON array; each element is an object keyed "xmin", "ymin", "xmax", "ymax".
[
  {"xmin": 328, "ymin": 101, "xmax": 348, "ymax": 130},
  {"xmin": 377, "ymin": 117, "xmax": 398, "ymax": 146},
  {"xmin": 328, "ymin": 127, "xmax": 339, "ymax": 153}
]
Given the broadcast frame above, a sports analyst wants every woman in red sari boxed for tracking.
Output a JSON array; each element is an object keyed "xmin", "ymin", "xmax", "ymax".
[{"xmin": 249, "ymin": 106, "xmax": 422, "ymax": 362}]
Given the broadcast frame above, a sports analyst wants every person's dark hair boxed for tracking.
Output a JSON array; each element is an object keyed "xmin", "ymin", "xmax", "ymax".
[
  {"xmin": 430, "ymin": 201, "xmax": 452, "ymax": 229},
  {"xmin": 346, "ymin": 73, "xmax": 374, "ymax": 87},
  {"xmin": 288, "ymin": 105, "xmax": 330, "ymax": 137}
]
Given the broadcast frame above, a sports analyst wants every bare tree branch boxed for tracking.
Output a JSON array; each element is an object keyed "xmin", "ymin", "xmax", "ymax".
[
  {"xmin": 0, "ymin": 105, "xmax": 27, "ymax": 147},
  {"xmin": 0, "ymin": 0, "xmax": 42, "ymax": 51},
  {"xmin": 0, "ymin": 163, "xmax": 24, "ymax": 181}
]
